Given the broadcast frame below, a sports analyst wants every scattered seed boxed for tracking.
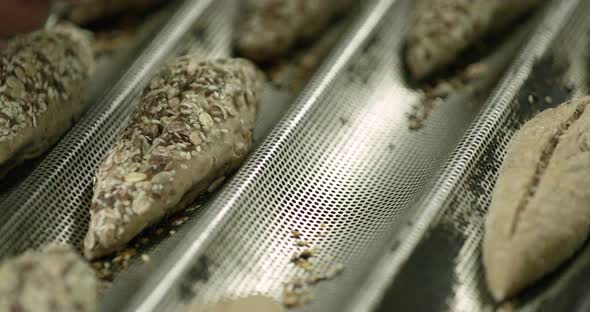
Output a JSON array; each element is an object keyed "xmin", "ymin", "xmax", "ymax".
[
  {"xmin": 545, "ymin": 96, "xmax": 553, "ymax": 104},
  {"xmin": 283, "ymin": 283, "xmax": 314, "ymax": 308},
  {"xmin": 172, "ymin": 217, "xmax": 188, "ymax": 226},
  {"xmin": 283, "ymin": 229, "xmax": 344, "ymax": 308},
  {"xmin": 296, "ymin": 240, "xmax": 309, "ymax": 247},
  {"xmin": 291, "ymin": 229, "xmax": 301, "ymax": 239},
  {"xmin": 528, "ymin": 95, "xmax": 536, "ymax": 104}
]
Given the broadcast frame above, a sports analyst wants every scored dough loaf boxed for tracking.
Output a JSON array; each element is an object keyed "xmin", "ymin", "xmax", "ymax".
[
  {"xmin": 0, "ymin": 25, "xmax": 95, "ymax": 175},
  {"xmin": 67, "ymin": 0, "xmax": 166, "ymax": 25},
  {"xmin": 0, "ymin": 244, "xmax": 98, "ymax": 312},
  {"xmin": 406, "ymin": 0, "xmax": 545, "ymax": 80},
  {"xmin": 483, "ymin": 97, "xmax": 590, "ymax": 301},
  {"xmin": 84, "ymin": 57, "xmax": 265, "ymax": 259},
  {"xmin": 237, "ymin": 0, "xmax": 355, "ymax": 62}
]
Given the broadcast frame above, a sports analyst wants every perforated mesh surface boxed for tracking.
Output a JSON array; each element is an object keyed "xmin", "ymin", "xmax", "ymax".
[
  {"xmin": 355, "ymin": 1, "xmax": 590, "ymax": 311},
  {"xmin": 0, "ymin": 0, "xmax": 574, "ymax": 311},
  {"xmin": 110, "ymin": 1, "xmax": 542, "ymax": 311}
]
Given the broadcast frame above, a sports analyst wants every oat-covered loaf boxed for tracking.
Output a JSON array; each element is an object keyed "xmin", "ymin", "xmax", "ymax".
[
  {"xmin": 84, "ymin": 57, "xmax": 265, "ymax": 259},
  {"xmin": 483, "ymin": 97, "xmax": 590, "ymax": 301},
  {"xmin": 406, "ymin": 0, "xmax": 545, "ymax": 80},
  {"xmin": 68, "ymin": 0, "xmax": 166, "ymax": 25},
  {"xmin": 0, "ymin": 244, "xmax": 98, "ymax": 312},
  {"xmin": 0, "ymin": 25, "xmax": 94, "ymax": 174},
  {"xmin": 238, "ymin": 0, "xmax": 355, "ymax": 62}
]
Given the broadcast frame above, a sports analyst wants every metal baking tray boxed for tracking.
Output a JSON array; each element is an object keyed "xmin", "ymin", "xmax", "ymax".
[
  {"xmin": 0, "ymin": 0, "xmax": 578, "ymax": 311},
  {"xmin": 352, "ymin": 1, "xmax": 590, "ymax": 312},
  {"xmin": 102, "ymin": 1, "xmax": 549, "ymax": 311},
  {"xmin": 0, "ymin": 0, "xmax": 350, "ymax": 309}
]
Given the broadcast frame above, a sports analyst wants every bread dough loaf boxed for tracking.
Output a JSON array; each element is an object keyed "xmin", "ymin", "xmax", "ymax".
[
  {"xmin": 238, "ymin": 0, "xmax": 355, "ymax": 62},
  {"xmin": 0, "ymin": 244, "xmax": 98, "ymax": 312},
  {"xmin": 406, "ymin": 0, "xmax": 545, "ymax": 80},
  {"xmin": 0, "ymin": 25, "xmax": 94, "ymax": 175},
  {"xmin": 483, "ymin": 97, "xmax": 590, "ymax": 300},
  {"xmin": 84, "ymin": 57, "xmax": 265, "ymax": 259}
]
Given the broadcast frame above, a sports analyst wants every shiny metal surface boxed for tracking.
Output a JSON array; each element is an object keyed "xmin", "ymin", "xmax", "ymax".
[
  {"xmin": 112, "ymin": 0, "xmax": 540, "ymax": 311},
  {"xmin": 354, "ymin": 0, "xmax": 590, "ymax": 311},
  {"xmin": 0, "ymin": 0, "xmax": 582, "ymax": 311}
]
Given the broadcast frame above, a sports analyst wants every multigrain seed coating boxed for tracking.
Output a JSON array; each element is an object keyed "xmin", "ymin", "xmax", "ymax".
[
  {"xmin": 68, "ymin": 0, "xmax": 166, "ymax": 25},
  {"xmin": 406, "ymin": 0, "xmax": 545, "ymax": 80},
  {"xmin": 237, "ymin": 0, "xmax": 355, "ymax": 62},
  {"xmin": 0, "ymin": 244, "xmax": 98, "ymax": 312},
  {"xmin": 0, "ymin": 25, "xmax": 94, "ymax": 173},
  {"xmin": 483, "ymin": 97, "xmax": 590, "ymax": 301},
  {"xmin": 84, "ymin": 57, "xmax": 265, "ymax": 259}
]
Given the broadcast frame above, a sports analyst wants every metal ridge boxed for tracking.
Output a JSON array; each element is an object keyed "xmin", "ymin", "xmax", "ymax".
[
  {"xmin": 344, "ymin": 0, "xmax": 582, "ymax": 311},
  {"xmin": 117, "ymin": 0, "xmax": 399, "ymax": 311}
]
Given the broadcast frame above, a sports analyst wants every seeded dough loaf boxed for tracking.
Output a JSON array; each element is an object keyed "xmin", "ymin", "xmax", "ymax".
[
  {"xmin": 68, "ymin": 0, "xmax": 166, "ymax": 25},
  {"xmin": 237, "ymin": 0, "xmax": 355, "ymax": 62},
  {"xmin": 0, "ymin": 244, "xmax": 98, "ymax": 312},
  {"xmin": 483, "ymin": 97, "xmax": 590, "ymax": 301},
  {"xmin": 0, "ymin": 25, "xmax": 94, "ymax": 175},
  {"xmin": 84, "ymin": 57, "xmax": 265, "ymax": 259},
  {"xmin": 406, "ymin": 0, "xmax": 545, "ymax": 80}
]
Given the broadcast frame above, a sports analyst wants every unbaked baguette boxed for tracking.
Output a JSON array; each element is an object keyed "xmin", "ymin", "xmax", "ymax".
[
  {"xmin": 0, "ymin": 25, "xmax": 94, "ymax": 175},
  {"xmin": 0, "ymin": 244, "xmax": 98, "ymax": 312},
  {"xmin": 406, "ymin": 0, "xmax": 545, "ymax": 80},
  {"xmin": 68, "ymin": 0, "xmax": 166, "ymax": 25},
  {"xmin": 483, "ymin": 97, "xmax": 590, "ymax": 301},
  {"xmin": 238, "ymin": 0, "xmax": 355, "ymax": 62},
  {"xmin": 84, "ymin": 57, "xmax": 265, "ymax": 259}
]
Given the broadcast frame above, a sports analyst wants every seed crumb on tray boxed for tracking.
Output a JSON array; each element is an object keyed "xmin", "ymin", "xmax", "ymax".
[{"xmin": 282, "ymin": 228, "xmax": 344, "ymax": 308}]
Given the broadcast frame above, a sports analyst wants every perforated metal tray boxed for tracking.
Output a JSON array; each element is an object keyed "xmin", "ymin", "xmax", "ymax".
[
  {"xmin": 352, "ymin": 1, "xmax": 590, "ymax": 311},
  {"xmin": 103, "ymin": 0, "xmax": 548, "ymax": 311},
  {"xmin": 0, "ymin": 0, "xmax": 579, "ymax": 311}
]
